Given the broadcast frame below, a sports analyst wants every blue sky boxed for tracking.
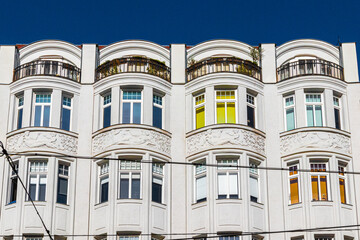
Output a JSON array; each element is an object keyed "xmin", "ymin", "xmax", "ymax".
[{"xmin": 1, "ymin": 0, "xmax": 359, "ymax": 51}]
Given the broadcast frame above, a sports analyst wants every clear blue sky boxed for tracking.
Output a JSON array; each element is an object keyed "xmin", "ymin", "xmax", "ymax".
[{"xmin": 1, "ymin": 0, "xmax": 359, "ymax": 54}]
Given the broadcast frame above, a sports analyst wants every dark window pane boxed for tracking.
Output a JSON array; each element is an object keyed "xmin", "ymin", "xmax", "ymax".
[
  {"xmin": 120, "ymin": 178, "xmax": 129, "ymax": 199},
  {"xmin": 131, "ymin": 178, "xmax": 140, "ymax": 199},
  {"xmin": 133, "ymin": 103, "xmax": 141, "ymax": 124},
  {"xmin": 152, "ymin": 182, "xmax": 162, "ymax": 203},
  {"xmin": 29, "ymin": 184, "xmax": 36, "ymax": 200},
  {"xmin": 43, "ymin": 106, "xmax": 50, "ymax": 127},
  {"xmin": 34, "ymin": 106, "xmax": 42, "ymax": 126},
  {"xmin": 218, "ymin": 194, "xmax": 226, "ymax": 199},
  {"xmin": 334, "ymin": 108, "xmax": 341, "ymax": 130},
  {"xmin": 17, "ymin": 109, "xmax": 23, "ymax": 129},
  {"xmin": 229, "ymin": 194, "xmax": 239, "ymax": 199},
  {"xmin": 153, "ymin": 106, "xmax": 162, "ymax": 129},
  {"xmin": 247, "ymin": 106, "xmax": 255, "ymax": 128},
  {"xmin": 250, "ymin": 196, "xmax": 258, "ymax": 202},
  {"xmin": 39, "ymin": 183, "xmax": 46, "ymax": 201},
  {"xmin": 101, "ymin": 182, "xmax": 108, "ymax": 203},
  {"xmin": 57, "ymin": 177, "xmax": 68, "ymax": 204},
  {"xmin": 122, "ymin": 103, "xmax": 130, "ymax": 124},
  {"xmin": 10, "ymin": 178, "xmax": 17, "ymax": 203},
  {"xmin": 61, "ymin": 108, "xmax": 71, "ymax": 131},
  {"xmin": 103, "ymin": 106, "xmax": 111, "ymax": 128},
  {"xmin": 196, "ymin": 197, "xmax": 206, "ymax": 203}
]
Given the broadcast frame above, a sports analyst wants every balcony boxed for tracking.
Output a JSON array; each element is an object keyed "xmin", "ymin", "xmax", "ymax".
[
  {"xmin": 95, "ymin": 56, "xmax": 171, "ymax": 82},
  {"xmin": 13, "ymin": 60, "xmax": 81, "ymax": 82},
  {"xmin": 277, "ymin": 59, "xmax": 344, "ymax": 82},
  {"xmin": 186, "ymin": 57, "xmax": 262, "ymax": 82}
]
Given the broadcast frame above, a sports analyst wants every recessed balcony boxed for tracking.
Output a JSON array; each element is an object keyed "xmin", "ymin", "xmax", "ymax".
[
  {"xmin": 13, "ymin": 60, "xmax": 81, "ymax": 82},
  {"xmin": 95, "ymin": 56, "xmax": 171, "ymax": 82},
  {"xmin": 277, "ymin": 59, "xmax": 344, "ymax": 82},
  {"xmin": 186, "ymin": 57, "xmax": 262, "ymax": 82}
]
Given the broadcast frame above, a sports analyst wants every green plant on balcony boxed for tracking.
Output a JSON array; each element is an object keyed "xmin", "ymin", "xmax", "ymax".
[
  {"xmin": 236, "ymin": 62, "xmax": 253, "ymax": 76},
  {"xmin": 249, "ymin": 46, "xmax": 263, "ymax": 65}
]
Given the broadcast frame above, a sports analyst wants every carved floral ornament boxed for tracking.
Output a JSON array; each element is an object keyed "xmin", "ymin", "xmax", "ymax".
[
  {"xmin": 280, "ymin": 131, "xmax": 351, "ymax": 156},
  {"xmin": 186, "ymin": 128, "xmax": 265, "ymax": 156},
  {"xmin": 7, "ymin": 130, "xmax": 78, "ymax": 154},
  {"xmin": 92, "ymin": 128, "xmax": 171, "ymax": 155}
]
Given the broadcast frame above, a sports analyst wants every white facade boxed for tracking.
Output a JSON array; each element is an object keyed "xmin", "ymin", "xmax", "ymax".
[{"xmin": 0, "ymin": 39, "xmax": 359, "ymax": 240}]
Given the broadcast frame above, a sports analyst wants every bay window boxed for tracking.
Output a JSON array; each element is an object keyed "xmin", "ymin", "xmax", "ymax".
[
  {"xmin": 57, "ymin": 163, "xmax": 69, "ymax": 204},
  {"xmin": 284, "ymin": 95, "xmax": 295, "ymax": 131},
  {"xmin": 119, "ymin": 160, "xmax": 141, "ymax": 199},
  {"xmin": 28, "ymin": 161, "xmax": 47, "ymax": 201},
  {"xmin": 310, "ymin": 162, "xmax": 329, "ymax": 201},
  {"xmin": 16, "ymin": 95, "xmax": 24, "ymax": 129},
  {"xmin": 194, "ymin": 160, "xmax": 207, "ymax": 203},
  {"xmin": 7, "ymin": 162, "xmax": 18, "ymax": 204},
  {"xmin": 338, "ymin": 163, "xmax": 347, "ymax": 204},
  {"xmin": 217, "ymin": 159, "xmax": 239, "ymax": 199},
  {"xmin": 333, "ymin": 96, "xmax": 341, "ymax": 130},
  {"xmin": 152, "ymin": 162, "xmax": 164, "ymax": 203},
  {"xmin": 102, "ymin": 93, "xmax": 111, "ymax": 128},
  {"xmin": 194, "ymin": 93, "xmax": 205, "ymax": 129},
  {"xmin": 305, "ymin": 93, "xmax": 323, "ymax": 127},
  {"xmin": 153, "ymin": 95, "xmax": 163, "ymax": 129},
  {"xmin": 216, "ymin": 90, "xmax": 236, "ymax": 124},
  {"xmin": 61, "ymin": 95, "xmax": 72, "ymax": 131},
  {"xmin": 33, "ymin": 93, "xmax": 51, "ymax": 127},
  {"xmin": 99, "ymin": 162, "xmax": 109, "ymax": 203},
  {"xmin": 122, "ymin": 91, "xmax": 142, "ymax": 124},
  {"xmin": 289, "ymin": 163, "xmax": 300, "ymax": 204},
  {"xmin": 247, "ymin": 93, "xmax": 256, "ymax": 128},
  {"xmin": 249, "ymin": 162, "xmax": 259, "ymax": 203}
]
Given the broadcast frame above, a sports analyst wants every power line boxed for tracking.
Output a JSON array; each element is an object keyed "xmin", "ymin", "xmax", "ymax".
[
  {"xmin": 8, "ymin": 152, "xmax": 360, "ymax": 175},
  {"xmin": 0, "ymin": 142, "xmax": 53, "ymax": 240}
]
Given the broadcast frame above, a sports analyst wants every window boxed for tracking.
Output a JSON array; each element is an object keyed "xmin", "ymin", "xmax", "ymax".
[
  {"xmin": 314, "ymin": 236, "xmax": 333, "ymax": 240},
  {"xmin": 333, "ymin": 96, "xmax": 341, "ymax": 130},
  {"xmin": 34, "ymin": 93, "xmax": 51, "ymax": 127},
  {"xmin": 28, "ymin": 161, "xmax": 47, "ymax": 201},
  {"xmin": 247, "ymin": 93, "xmax": 256, "ymax": 128},
  {"xmin": 338, "ymin": 163, "xmax": 347, "ymax": 204},
  {"xmin": 119, "ymin": 160, "xmax": 141, "ymax": 199},
  {"xmin": 284, "ymin": 95, "xmax": 295, "ymax": 131},
  {"xmin": 152, "ymin": 162, "xmax": 164, "ymax": 203},
  {"xmin": 25, "ymin": 236, "xmax": 43, "ymax": 240},
  {"xmin": 216, "ymin": 90, "xmax": 236, "ymax": 124},
  {"xmin": 195, "ymin": 160, "xmax": 207, "ymax": 203},
  {"xmin": 249, "ymin": 162, "xmax": 259, "ymax": 203},
  {"xmin": 99, "ymin": 162, "xmax": 109, "ymax": 203},
  {"xmin": 289, "ymin": 164, "xmax": 300, "ymax": 204},
  {"xmin": 310, "ymin": 162, "xmax": 329, "ymax": 201},
  {"xmin": 61, "ymin": 95, "xmax": 72, "ymax": 131},
  {"xmin": 17, "ymin": 95, "xmax": 24, "ymax": 129},
  {"xmin": 103, "ymin": 93, "xmax": 111, "ymax": 128},
  {"xmin": 306, "ymin": 94, "xmax": 323, "ymax": 127},
  {"xmin": 118, "ymin": 236, "xmax": 139, "ymax": 240},
  {"xmin": 7, "ymin": 162, "xmax": 18, "ymax": 204},
  {"xmin": 153, "ymin": 95, "xmax": 163, "ymax": 129},
  {"xmin": 194, "ymin": 94, "xmax": 205, "ymax": 129},
  {"xmin": 217, "ymin": 159, "xmax": 239, "ymax": 199},
  {"xmin": 122, "ymin": 91, "xmax": 142, "ymax": 124},
  {"xmin": 219, "ymin": 236, "xmax": 239, "ymax": 240},
  {"xmin": 57, "ymin": 163, "xmax": 69, "ymax": 204}
]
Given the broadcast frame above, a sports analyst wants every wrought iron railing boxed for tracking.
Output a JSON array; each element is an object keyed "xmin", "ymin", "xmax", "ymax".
[
  {"xmin": 186, "ymin": 57, "xmax": 262, "ymax": 82},
  {"xmin": 277, "ymin": 59, "xmax": 344, "ymax": 82},
  {"xmin": 95, "ymin": 57, "xmax": 171, "ymax": 82},
  {"xmin": 13, "ymin": 60, "xmax": 81, "ymax": 82}
]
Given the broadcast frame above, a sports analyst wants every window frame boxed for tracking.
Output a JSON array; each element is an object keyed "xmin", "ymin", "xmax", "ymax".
[
  {"xmin": 152, "ymin": 161, "xmax": 164, "ymax": 204},
  {"xmin": 338, "ymin": 161, "xmax": 348, "ymax": 204},
  {"xmin": 33, "ymin": 92, "xmax": 52, "ymax": 127},
  {"xmin": 284, "ymin": 95, "xmax": 296, "ymax": 131},
  {"xmin": 121, "ymin": 90, "xmax": 143, "ymax": 124},
  {"xmin": 193, "ymin": 93, "xmax": 206, "ymax": 129},
  {"xmin": 16, "ymin": 94, "xmax": 24, "ymax": 130},
  {"xmin": 333, "ymin": 95, "xmax": 342, "ymax": 130},
  {"xmin": 216, "ymin": 157, "xmax": 240, "ymax": 199},
  {"xmin": 194, "ymin": 159, "xmax": 207, "ymax": 203},
  {"xmin": 249, "ymin": 160, "xmax": 260, "ymax": 203},
  {"xmin": 215, "ymin": 90, "xmax": 238, "ymax": 124},
  {"xmin": 57, "ymin": 162, "xmax": 70, "ymax": 205},
  {"xmin": 153, "ymin": 94, "xmax": 164, "ymax": 129},
  {"xmin": 246, "ymin": 93, "xmax": 256, "ymax": 128},
  {"xmin": 288, "ymin": 162, "xmax": 301, "ymax": 205},
  {"xmin": 118, "ymin": 159, "xmax": 142, "ymax": 200},
  {"xmin": 61, "ymin": 94, "xmax": 73, "ymax": 131},
  {"xmin": 28, "ymin": 160, "xmax": 48, "ymax": 202},
  {"xmin": 98, "ymin": 161, "xmax": 109, "ymax": 203},
  {"xmin": 305, "ymin": 93, "xmax": 325, "ymax": 127},
  {"xmin": 310, "ymin": 161, "xmax": 330, "ymax": 201},
  {"xmin": 102, "ymin": 92, "xmax": 112, "ymax": 129},
  {"xmin": 7, "ymin": 161, "xmax": 19, "ymax": 204}
]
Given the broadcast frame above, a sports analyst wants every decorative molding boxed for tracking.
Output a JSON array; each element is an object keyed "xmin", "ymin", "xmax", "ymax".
[
  {"xmin": 186, "ymin": 127, "xmax": 265, "ymax": 156},
  {"xmin": 280, "ymin": 130, "xmax": 351, "ymax": 156},
  {"xmin": 92, "ymin": 127, "xmax": 171, "ymax": 155},
  {"xmin": 7, "ymin": 130, "xmax": 78, "ymax": 154}
]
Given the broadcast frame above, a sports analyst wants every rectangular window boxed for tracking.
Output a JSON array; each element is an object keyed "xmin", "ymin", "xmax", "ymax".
[
  {"xmin": 122, "ymin": 91, "xmax": 142, "ymax": 124},
  {"xmin": 153, "ymin": 95, "xmax": 163, "ymax": 129},
  {"xmin": 28, "ymin": 161, "xmax": 47, "ymax": 201},
  {"xmin": 17, "ymin": 95, "xmax": 24, "ymax": 129},
  {"xmin": 57, "ymin": 163, "xmax": 69, "ymax": 204},
  {"xmin": 310, "ymin": 162, "xmax": 329, "ymax": 201},
  {"xmin": 194, "ymin": 94, "xmax": 205, "ymax": 129},
  {"xmin": 34, "ymin": 93, "xmax": 51, "ymax": 127},
  {"xmin": 216, "ymin": 90, "xmax": 236, "ymax": 124},
  {"xmin": 249, "ymin": 162, "xmax": 259, "ymax": 203},
  {"xmin": 217, "ymin": 159, "xmax": 239, "ymax": 199},
  {"xmin": 195, "ymin": 160, "xmax": 207, "ymax": 203},
  {"xmin": 219, "ymin": 236, "xmax": 239, "ymax": 240},
  {"xmin": 338, "ymin": 163, "xmax": 347, "ymax": 204},
  {"xmin": 306, "ymin": 94, "xmax": 323, "ymax": 127},
  {"xmin": 314, "ymin": 237, "xmax": 333, "ymax": 240},
  {"xmin": 284, "ymin": 95, "xmax": 296, "ymax": 131},
  {"xmin": 289, "ymin": 164, "xmax": 300, "ymax": 204},
  {"xmin": 25, "ymin": 236, "xmax": 43, "ymax": 240},
  {"xmin": 61, "ymin": 96, "xmax": 72, "ymax": 131},
  {"xmin": 118, "ymin": 236, "xmax": 139, "ymax": 240},
  {"xmin": 99, "ymin": 162, "xmax": 109, "ymax": 203},
  {"xmin": 103, "ymin": 93, "xmax": 111, "ymax": 128},
  {"xmin": 8, "ymin": 162, "xmax": 18, "ymax": 204},
  {"xmin": 152, "ymin": 162, "xmax": 164, "ymax": 203},
  {"xmin": 119, "ymin": 160, "xmax": 141, "ymax": 199},
  {"xmin": 333, "ymin": 96, "xmax": 341, "ymax": 130},
  {"xmin": 247, "ymin": 93, "xmax": 256, "ymax": 128}
]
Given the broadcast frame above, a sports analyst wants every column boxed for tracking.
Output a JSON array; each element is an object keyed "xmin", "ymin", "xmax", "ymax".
[
  {"xmin": 237, "ymin": 87, "xmax": 247, "ymax": 125},
  {"xmin": 205, "ymin": 86, "xmax": 215, "ymax": 125},
  {"xmin": 295, "ymin": 89, "xmax": 306, "ymax": 128},
  {"xmin": 324, "ymin": 89, "xmax": 334, "ymax": 128},
  {"xmin": 111, "ymin": 86, "xmax": 120, "ymax": 125},
  {"xmin": 143, "ymin": 86, "xmax": 153, "ymax": 126},
  {"xmin": 22, "ymin": 89, "xmax": 33, "ymax": 127}
]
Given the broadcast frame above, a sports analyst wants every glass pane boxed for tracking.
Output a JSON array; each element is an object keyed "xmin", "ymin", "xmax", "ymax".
[
  {"xmin": 218, "ymin": 173, "xmax": 228, "ymax": 197},
  {"xmin": 43, "ymin": 106, "xmax": 50, "ymax": 127},
  {"xmin": 153, "ymin": 106, "xmax": 162, "ymax": 129},
  {"xmin": 57, "ymin": 177, "xmax": 68, "ymax": 204},
  {"xmin": 120, "ymin": 178, "xmax": 129, "ymax": 199},
  {"xmin": 133, "ymin": 103, "xmax": 141, "ymax": 124},
  {"xmin": 339, "ymin": 178, "xmax": 346, "ymax": 204},
  {"xmin": 10, "ymin": 178, "xmax": 17, "ymax": 203},
  {"xmin": 247, "ymin": 105, "xmax": 255, "ymax": 128},
  {"xmin": 131, "ymin": 178, "xmax": 141, "ymax": 199},
  {"xmin": 334, "ymin": 108, "xmax": 341, "ymax": 130},
  {"xmin": 286, "ymin": 108, "xmax": 295, "ymax": 130},
  {"xmin": 229, "ymin": 173, "xmax": 238, "ymax": 195},
  {"xmin": 306, "ymin": 105, "xmax": 314, "ymax": 127},
  {"xmin": 311, "ymin": 176, "xmax": 319, "ymax": 201},
  {"xmin": 320, "ymin": 176, "xmax": 328, "ymax": 200},
  {"xmin": 101, "ymin": 182, "xmax": 108, "ymax": 203},
  {"xmin": 250, "ymin": 176, "xmax": 258, "ymax": 201},
  {"xmin": 196, "ymin": 106, "xmax": 205, "ymax": 129},
  {"xmin": 103, "ymin": 106, "xmax": 111, "ymax": 128},
  {"xmin": 122, "ymin": 102, "xmax": 130, "ymax": 124},
  {"xmin": 39, "ymin": 177, "xmax": 46, "ymax": 201},
  {"xmin": 216, "ymin": 103, "xmax": 225, "ymax": 124},
  {"xmin": 34, "ymin": 106, "xmax": 42, "ymax": 126},
  {"xmin": 61, "ymin": 108, "xmax": 71, "ymax": 131},
  {"xmin": 196, "ymin": 176, "xmax": 207, "ymax": 202},
  {"xmin": 152, "ymin": 182, "xmax": 162, "ymax": 203},
  {"xmin": 315, "ymin": 105, "xmax": 323, "ymax": 127},
  {"xmin": 290, "ymin": 177, "xmax": 299, "ymax": 204},
  {"xmin": 17, "ymin": 109, "xmax": 23, "ymax": 129},
  {"xmin": 227, "ymin": 102, "xmax": 236, "ymax": 123}
]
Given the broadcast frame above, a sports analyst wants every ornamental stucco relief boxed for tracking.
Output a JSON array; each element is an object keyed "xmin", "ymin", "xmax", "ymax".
[
  {"xmin": 7, "ymin": 130, "xmax": 78, "ymax": 154},
  {"xmin": 186, "ymin": 128, "xmax": 265, "ymax": 156},
  {"xmin": 92, "ymin": 128, "xmax": 171, "ymax": 155},
  {"xmin": 280, "ymin": 131, "xmax": 351, "ymax": 155}
]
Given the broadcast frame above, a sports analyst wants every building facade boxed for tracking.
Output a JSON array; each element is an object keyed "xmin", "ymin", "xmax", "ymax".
[{"xmin": 0, "ymin": 39, "xmax": 359, "ymax": 240}]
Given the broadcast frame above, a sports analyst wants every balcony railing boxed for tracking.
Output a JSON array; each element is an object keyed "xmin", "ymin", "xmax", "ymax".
[
  {"xmin": 186, "ymin": 57, "xmax": 262, "ymax": 82},
  {"xmin": 13, "ymin": 60, "xmax": 81, "ymax": 82},
  {"xmin": 95, "ymin": 57, "xmax": 171, "ymax": 82},
  {"xmin": 277, "ymin": 59, "xmax": 344, "ymax": 82}
]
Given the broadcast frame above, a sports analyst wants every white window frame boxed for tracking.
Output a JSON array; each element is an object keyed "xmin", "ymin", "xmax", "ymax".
[
  {"xmin": 338, "ymin": 161, "xmax": 349, "ymax": 204},
  {"xmin": 215, "ymin": 90, "xmax": 238, "ymax": 124},
  {"xmin": 61, "ymin": 94, "xmax": 73, "ymax": 131},
  {"xmin": 33, "ymin": 92, "xmax": 52, "ymax": 127},
  {"xmin": 193, "ymin": 93, "xmax": 206, "ymax": 129},
  {"xmin": 121, "ymin": 90, "xmax": 143, "ymax": 124},
  {"xmin": 288, "ymin": 162, "xmax": 301, "ymax": 204},
  {"xmin": 152, "ymin": 162, "xmax": 164, "ymax": 203},
  {"xmin": 310, "ymin": 161, "xmax": 330, "ymax": 201},
  {"xmin": 98, "ymin": 161, "xmax": 109, "ymax": 203},
  {"xmin": 194, "ymin": 160, "xmax": 207, "ymax": 203},
  {"xmin": 101, "ymin": 92, "xmax": 112, "ymax": 128},
  {"xmin": 217, "ymin": 158, "xmax": 239, "ymax": 199},
  {"xmin": 246, "ymin": 93, "xmax": 257, "ymax": 128},
  {"xmin": 284, "ymin": 95, "xmax": 296, "ymax": 131},
  {"xmin": 249, "ymin": 160, "xmax": 260, "ymax": 203},
  {"xmin": 153, "ymin": 94, "xmax": 164, "ymax": 129},
  {"xmin": 57, "ymin": 162, "xmax": 70, "ymax": 205},
  {"xmin": 118, "ymin": 235, "xmax": 139, "ymax": 240},
  {"xmin": 7, "ymin": 161, "xmax": 19, "ymax": 204},
  {"xmin": 118, "ymin": 160, "xmax": 142, "ymax": 199},
  {"xmin": 16, "ymin": 94, "xmax": 24, "ymax": 130},
  {"xmin": 28, "ymin": 160, "xmax": 48, "ymax": 201},
  {"xmin": 333, "ymin": 95, "xmax": 342, "ymax": 130},
  {"xmin": 24, "ymin": 236, "xmax": 43, "ymax": 240},
  {"xmin": 305, "ymin": 93, "xmax": 325, "ymax": 127}
]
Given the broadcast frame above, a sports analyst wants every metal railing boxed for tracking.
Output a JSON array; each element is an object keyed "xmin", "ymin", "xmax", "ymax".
[
  {"xmin": 95, "ymin": 57, "xmax": 171, "ymax": 82},
  {"xmin": 186, "ymin": 57, "xmax": 262, "ymax": 82},
  {"xmin": 277, "ymin": 59, "xmax": 344, "ymax": 82},
  {"xmin": 13, "ymin": 60, "xmax": 81, "ymax": 82}
]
